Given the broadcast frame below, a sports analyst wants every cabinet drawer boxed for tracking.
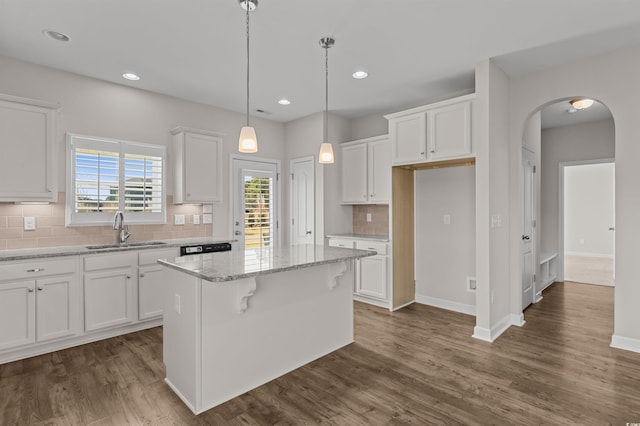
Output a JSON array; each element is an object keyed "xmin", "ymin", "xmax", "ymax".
[
  {"xmin": 328, "ymin": 239, "xmax": 355, "ymax": 249},
  {"xmin": 355, "ymin": 241, "xmax": 388, "ymax": 255},
  {"xmin": 84, "ymin": 253, "xmax": 136, "ymax": 272},
  {"xmin": 139, "ymin": 248, "xmax": 178, "ymax": 266},
  {"xmin": 0, "ymin": 257, "xmax": 77, "ymax": 282}
]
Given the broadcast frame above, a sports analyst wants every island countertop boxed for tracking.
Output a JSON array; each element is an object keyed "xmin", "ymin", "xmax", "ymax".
[{"xmin": 158, "ymin": 244, "xmax": 375, "ymax": 282}]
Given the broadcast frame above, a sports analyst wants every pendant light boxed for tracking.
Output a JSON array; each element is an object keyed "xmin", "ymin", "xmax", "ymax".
[
  {"xmin": 318, "ymin": 36, "xmax": 335, "ymax": 164},
  {"xmin": 238, "ymin": 0, "xmax": 258, "ymax": 153}
]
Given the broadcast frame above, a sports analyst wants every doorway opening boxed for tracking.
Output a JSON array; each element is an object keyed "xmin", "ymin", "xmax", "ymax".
[{"xmin": 561, "ymin": 160, "xmax": 615, "ymax": 287}]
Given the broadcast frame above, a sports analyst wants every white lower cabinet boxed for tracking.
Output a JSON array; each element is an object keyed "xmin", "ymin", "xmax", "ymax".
[
  {"xmin": 328, "ymin": 237, "xmax": 390, "ymax": 308},
  {"xmin": 84, "ymin": 253, "xmax": 136, "ymax": 332},
  {"xmin": 0, "ymin": 257, "xmax": 79, "ymax": 352},
  {"xmin": 138, "ymin": 248, "xmax": 178, "ymax": 320},
  {"xmin": 357, "ymin": 255, "xmax": 388, "ymax": 300}
]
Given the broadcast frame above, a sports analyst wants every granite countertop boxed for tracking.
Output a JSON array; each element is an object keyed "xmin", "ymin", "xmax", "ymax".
[
  {"xmin": 0, "ymin": 237, "xmax": 235, "ymax": 262},
  {"xmin": 158, "ymin": 244, "xmax": 375, "ymax": 282},
  {"xmin": 325, "ymin": 233, "xmax": 390, "ymax": 242}
]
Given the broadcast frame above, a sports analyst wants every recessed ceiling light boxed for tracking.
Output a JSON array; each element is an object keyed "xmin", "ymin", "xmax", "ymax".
[
  {"xmin": 43, "ymin": 29, "xmax": 71, "ymax": 42},
  {"xmin": 278, "ymin": 99, "xmax": 291, "ymax": 105},
  {"xmin": 122, "ymin": 73, "xmax": 140, "ymax": 81},
  {"xmin": 352, "ymin": 70, "xmax": 368, "ymax": 79}
]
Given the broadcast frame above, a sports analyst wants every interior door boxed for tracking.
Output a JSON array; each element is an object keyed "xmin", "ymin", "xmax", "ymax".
[
  {"xmin": 291, "ymin": 157, "xmax": 315, "ymax": 245},
  {"xmin": 232, "ymin": 158, "xmax": 279, "ymax": 249},
  {"xmin": 522, "ymin": 148, "xmax": 536, "ymax": 309}
]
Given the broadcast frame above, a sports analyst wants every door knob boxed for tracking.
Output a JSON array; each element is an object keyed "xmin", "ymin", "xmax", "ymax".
[
  {"xmin": 235, "ymin": 230, "xmax": 242, "ymax": 236},
  {"xmin": 522, "ymin": 235, "xmax": 530, "ymax": 240},
  {"xmin": 306, "ymin": 230, "xmax": 312, "ymax": 235},
  {"xmin": 609, "ymin": 227, "xmax": 615, "ymax": 231}
]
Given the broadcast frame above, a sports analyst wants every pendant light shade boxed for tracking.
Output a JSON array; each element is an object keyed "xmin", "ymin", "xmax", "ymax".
[
  {"xmin": 318, "ymin": 36, "xmax": 335, "ymax": 164},
  {"xmin": 238, "ymin": 0, "xmax": 258, "ymax": 153},
  {"xmin": 239, "ymin": 126, "xmax": 258, "ymax": 153},
  {"xmin": 319, "ymin": 142, "xmax": 334, "ymax": 163},
  {"xmin": 570, "ymin": 98, "xmax": 594, "ymax": 110}
]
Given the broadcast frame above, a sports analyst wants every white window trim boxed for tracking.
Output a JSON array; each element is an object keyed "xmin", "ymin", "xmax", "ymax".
[{"xmin": 66, "ymin": 133, "xmax": 167, "ymax": 227}]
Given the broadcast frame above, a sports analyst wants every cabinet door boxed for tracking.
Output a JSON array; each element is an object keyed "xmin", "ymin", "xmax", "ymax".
[
  {"xmin": 427, "ymin": 101, "xmax": 471, "ymax": 160},
  {"xmin": 0, "ymin": 97, "xmax": 57, "ymax": 202},
  {"xmin": 84, "ymin": 268, "xmax": 135, "ymax": 332},
  {"xmin": 341, "ymin": 144, "xmax": 368, "ymax": 203},
  {"xmin": 184, "ymin": 132, "xmax": 222, "ymax": 203},
  {"xmin": 138, "ymin": 265, "xmax": 164, "ymax": 320},
  {"xmin": 0, "ymin": 281, "xmax": 36, "ymax": 350},
  {"xmin": 389, "ymin": 113, "xmax": 426, "ymax": 164},
  {"xmin": 36, "ymin": 274, "xmax": 79, "ymax": 342},
  {"xmin": 368, "ymin": 139, "xmax": 391, "ymax": 203},
  {"xmin": 357, "ymin": 256, "xmax": 387, "ymax": 300}
]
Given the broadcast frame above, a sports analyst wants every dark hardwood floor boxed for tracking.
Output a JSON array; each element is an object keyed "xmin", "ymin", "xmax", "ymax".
[{"xmin": 2, "ymin": 281, "xmax": 639, "ymax": 425}]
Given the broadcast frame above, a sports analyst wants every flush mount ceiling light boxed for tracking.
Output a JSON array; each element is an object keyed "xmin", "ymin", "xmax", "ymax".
[
  {"xmin": 122, "ymin": 73, "xmax": 140, "ymax": 81},
  {"xmin": 278, "ymin": 99, "xmax": 291, "ymax": 105},
  {"xmin": 570, "ymin": 98, "xmax": 594, "ymax": 110},
  {"xmin": 318, "ymin": 36, "xmax": 335, "ymax": 164},
  {"xmin": 238, "ymin": 0, "xmax": 258, "ymax": 153},
  {"xmin": 352, "ymin": 70, "xmax": 368, "ymax": 79},
  {"xmin": 42, "ymin": 29, "xmax": 71, "ymax": 42}
]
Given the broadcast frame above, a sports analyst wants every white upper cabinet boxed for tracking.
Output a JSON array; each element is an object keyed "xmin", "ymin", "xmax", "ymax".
[
  {"xmin": 385, "ymin": 94, "xmax": 474, "ymax": 166},
  {"xmin": 0, "ymin": 94, "xmax": 60, "ymax": 202},
  {"xmin": 427, "ymin": 101, "xmax": 471, "ymax": 160},
  {"xmin": 341, "ymin": 135, "xmax": 390, "ymax": 204},
  {"xmin": 389, "ymin": 113, "xmax": 427, "ymax": 164},
  {"xmin": 171, "ymin": 127, "xmax": 224, "ymax": 204}
]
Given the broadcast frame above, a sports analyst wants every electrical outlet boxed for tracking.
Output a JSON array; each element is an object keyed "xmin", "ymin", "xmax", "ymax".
[
  {"xmin": 203, "ymin": 214, "xmax": 213, "ymax": 224},
  {"xmin": 203, "ymin": 204, "xmax": 213, "ymax": 214},
  {"xmin": 366, "ymin": 213, "xmax": 372, "ymax": 223},
  {"xmin": 193, "ymin": 214, "xmax": 200, "ymax": 225},
  {"xmin": 467, "ymin": 276, "xmax": 477, "ymax": 292},
  {"xmin": 23, "ymin": 217, "xmax": 36, "ymax": 231},
  {"xmin": 491, "ymin": 214, "xmax": 502, "ymax": 228},
  {"xmin": 443, "ymin": 214, "xmax": 451, "ymax": 225},
  {"xmin": 174, "ymin": 214, "xmax": 185, "ymax": 225}
]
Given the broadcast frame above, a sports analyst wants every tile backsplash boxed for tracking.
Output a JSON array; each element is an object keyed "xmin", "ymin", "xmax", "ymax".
[
  {"xmin": 352, "ymin": 204, "xmax": 389, "ymax": 236},
  {"xmin": 0, "ymin": 193, "xmax": 212, "ymax": 250}
]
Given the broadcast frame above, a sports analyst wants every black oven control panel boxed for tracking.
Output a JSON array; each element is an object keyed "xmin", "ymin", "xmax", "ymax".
[{"xmin": 179, "ymin": 242, "xmax": 232, "ymax": 256}]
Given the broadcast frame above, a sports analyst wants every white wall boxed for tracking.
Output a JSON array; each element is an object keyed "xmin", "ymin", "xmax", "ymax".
[
  {"xmin": 474, "ymin": 59, "xmax": 513, "ymax": 341},
  {"xmin": 540, "ymin": 119, "xmax": 615, "ymax": 255},
  {"xmin": 283, "ymin": 112, "xmax": 352, "ymax": 245},
  {"xmin": 0, "ymin": 55, "xmax": 286, "ymax": 240},
  {"xmin": 564, "ymin": 163, "xmax": 615, "ymax": 257},
  {"xmin": 507, "ymin": 43, "xmax": 640, "ymax": 351},
  {"xmin": 350, "ymin": 113, "xmax": 388, "ymax": 140},
  {"xmin": 415, "ymin": 166, "xmax": 476, "ymax": 314}
]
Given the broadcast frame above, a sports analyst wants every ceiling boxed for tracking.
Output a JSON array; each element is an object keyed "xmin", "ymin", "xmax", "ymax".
[{"xmin": 1, "ymin": 0, "xmax": 640, "ymax": 123}]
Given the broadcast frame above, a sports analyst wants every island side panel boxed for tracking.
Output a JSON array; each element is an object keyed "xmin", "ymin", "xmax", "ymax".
[
  {"xmin": 163, "ymin": 266, "xmax": 201, "ymax": 412},
  {"xmin": 199, "ymin": 261, "xmax": 355, "ymax": 412}
]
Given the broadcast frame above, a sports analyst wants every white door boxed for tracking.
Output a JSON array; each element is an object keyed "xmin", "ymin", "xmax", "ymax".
[
  {"xmin": 368, "ymin": 138, "xmax": 391, "ymax": 203},
  {"xmin": 232, "ymin": 157, "xmax": 279, "ymax": 249},
  {"xmin": 357, "ymin": 256, "xmax": 387, "ymax": 300},
  {"xmin": 291, "ymin": 157, "xmax": 315, "ymax": 245},
  {"xmin": 84, "ymin": 268, "xmax": 134, "ymax": 332},
  {"xmin": 522, "ymin": 148, "xmax": 536, "ymax": 309},
  {"xmin": 138, "ymin": 265, "xmax": 164, "ymax": 320},
  {"xmin": 0, "ymin": 280, "xmax": 36, "ymax": 350},
  {"xmin": 341, "ymin": 144, "xmax": 368, "ymax": 203}
]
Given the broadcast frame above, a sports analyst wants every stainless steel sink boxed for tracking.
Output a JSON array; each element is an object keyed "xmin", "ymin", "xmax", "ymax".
[{"xmin": 86, "ymin": 241, "xmax": 168, "ymax": 250}]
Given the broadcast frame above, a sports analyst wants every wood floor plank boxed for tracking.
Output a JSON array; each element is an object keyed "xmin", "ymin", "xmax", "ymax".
[{"xmin": 1, "ymin": 281, "xmax": 639, "ymax": 424}]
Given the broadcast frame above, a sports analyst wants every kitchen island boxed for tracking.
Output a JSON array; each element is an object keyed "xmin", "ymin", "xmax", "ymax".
[{"xmin": 158, "ymin": 244, "xmax": 375, "ymax": 414}]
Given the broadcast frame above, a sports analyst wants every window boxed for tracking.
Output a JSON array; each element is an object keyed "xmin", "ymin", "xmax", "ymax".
[{"xmin": 66, "ymin": 133, "xmax": 166, "ymax": 226}]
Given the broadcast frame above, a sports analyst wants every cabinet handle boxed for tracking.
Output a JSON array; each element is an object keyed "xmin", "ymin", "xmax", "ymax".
[
  {"xmin": 140, "ymin": 273, "xmax": 145, "ymax": 278},
  {"xmin": 187, "ymin": 193, "xmax": 191, "ymax": 197},
  {"xmin": 27, "ymin": 268, "xmax": 44, "ymax": 272},
  {"xmin": 28, "ymin": 288, "xmax": 34, "ymax": 293},
  {"xmin": 126, "ymin": 275, "xmax": 132, "ymax": 279},
  {"xmin": 420, "ymin": 151, "xmax": 425, "ymax": 155},
  {"xmin": 430, "ymin": 149, "xmax": 435, "ymax": 153},
  {"xmin": 37, "ymin": 286, "xmax": 43, "ymax": 291},
  {"xmin": 370, "ymin": 194, "xmax": 374, "ymax": 198}
]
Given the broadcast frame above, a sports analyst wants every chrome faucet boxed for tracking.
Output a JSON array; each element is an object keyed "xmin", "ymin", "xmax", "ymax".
[{"xmin": 113, "ymin": 211, "xmax": 131, "ymax": 244}]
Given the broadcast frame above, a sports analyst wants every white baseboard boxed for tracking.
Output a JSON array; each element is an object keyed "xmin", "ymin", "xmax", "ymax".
[
  {"xmin": 610, "ymin": 335, "xmax": 640, "ymax": 354},
  {"xmin": 415, "ymin": 294, "xmax": 475, "ymax": 316},
  {"xmin": 511, "ymin": 313, "xmax": 526, "ymax": 327},
  {"xmin": 472, "ymin": 313, "xmax": 516, "ymax": 342},
  {"xmin": 353, "ymin": 294, "xmax": 392, "ymax": 310},
  {"xmin": 565, "ymin": 251, "xmax": 614, "ymax": 259}
]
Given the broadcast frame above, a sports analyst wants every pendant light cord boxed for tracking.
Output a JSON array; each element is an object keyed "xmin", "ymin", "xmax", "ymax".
[
  {"xmin": 324, "ymin": 43, "xmax": 329, "ymax": 144},
  {"xmin": 245, "ymin": 2, "xmax": 250, "ymax": 127}
]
